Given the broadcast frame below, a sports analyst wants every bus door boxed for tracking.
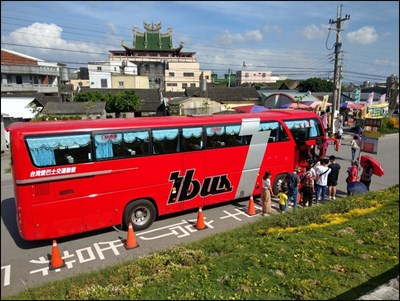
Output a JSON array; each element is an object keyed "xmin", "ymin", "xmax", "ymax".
[
  {"xmin": 203, "ymin": 121, "xmax": 262, "ymax": 207},
  {"xmin": 257, "ymin": 121, "xmax": 293, "ymax": 188}
]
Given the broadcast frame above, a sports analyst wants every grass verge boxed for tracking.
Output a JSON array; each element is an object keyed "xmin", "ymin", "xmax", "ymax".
[{"xmin": 4, "ymin": 185, "xmax": 399, "ymax": 300}]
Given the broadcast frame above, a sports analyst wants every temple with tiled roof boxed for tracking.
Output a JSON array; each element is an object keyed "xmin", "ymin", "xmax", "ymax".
[
  {"xmin": 113, "ymin": 21, "xmax": 193, "ymax": 59},
  {"xmin": 105, "ymin": 22, "xmax": 205, "ymax": 92}
]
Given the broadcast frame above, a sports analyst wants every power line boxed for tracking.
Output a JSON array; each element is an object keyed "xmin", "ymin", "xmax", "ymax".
[{"xmin": 2, "ymin": 42, "xmax": 108, "ymax": 55}]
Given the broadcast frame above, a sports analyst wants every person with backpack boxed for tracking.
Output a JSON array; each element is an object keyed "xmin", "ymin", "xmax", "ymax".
[
  {"xmin": 301, "ymin": 165, "xmax": 314, "ymax": 207},
  {"xmin": 314, "ymin": 158, "xmax": 331, "ymax": 204},
  {"xmin": 286, "ymin": 167, "xmax": 301, "ymax": 209}
]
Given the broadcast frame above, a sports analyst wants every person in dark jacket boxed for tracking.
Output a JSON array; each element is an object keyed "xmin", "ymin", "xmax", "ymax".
[
  {"xmin": 328, "ymin": 155, "xmax": 341, "ymax": 200},
  {"xmin": 286, "ymin": 167, "xmax": 301, "ymax": 209}
]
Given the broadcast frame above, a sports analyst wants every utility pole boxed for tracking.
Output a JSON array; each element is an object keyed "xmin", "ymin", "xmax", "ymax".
[
  {"xmin": 228, "ymin": 68, "xmax": 231, "ymax": 87},
  {"xmin": 337, "ymin": 65, "xmax": 343, "ymax": 109},
  {"xmin": 329, "ymin": 5, "xmax": 350, "ymax": 136}
]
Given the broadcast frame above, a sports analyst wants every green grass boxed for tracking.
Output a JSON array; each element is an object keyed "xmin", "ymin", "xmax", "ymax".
[
  {"xmin": 4, "ymin": 186, "xmax": 399, "ymax": 300},
  {"xmin": 380, "ymin": 117, "xmax": 399, "ymax": 135}
]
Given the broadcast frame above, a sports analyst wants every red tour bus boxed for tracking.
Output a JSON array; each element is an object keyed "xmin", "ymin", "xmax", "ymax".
[{"xmin": 7, "ymin": 110, "xmax": 337, "ymax": 240}]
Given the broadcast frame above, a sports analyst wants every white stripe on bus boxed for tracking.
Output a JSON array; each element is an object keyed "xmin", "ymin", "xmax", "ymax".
[{"xmin": 235, "ymin": 118, "xmax": 270, "ymax": 199}]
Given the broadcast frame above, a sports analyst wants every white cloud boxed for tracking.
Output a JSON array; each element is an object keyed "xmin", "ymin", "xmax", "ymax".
[
  {"xmin": 106, "ymin": 23, "xmax": 119, "ymax": 35},
  {"xmin": 300, "ymin": 24, "xmax": 327, "ymax": 40},
  {"xmin": 346, "ymin": 26, "xmax": 378, "ymax": 45},
  {"xmin": 263, "ymin": 24, "xmax": 281, "ymax": 34},
  {"xmin": 218, "ymin": 29, "xmax": 263, "ymax": 44},
  {"xmin": 3, "ymin": 23, "xmax": 104, "ymax": 59}
]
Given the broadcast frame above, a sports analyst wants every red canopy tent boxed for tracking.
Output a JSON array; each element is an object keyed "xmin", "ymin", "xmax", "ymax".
[
  {"xmin": 279, "ymin": 102, "xmax": 310, "ymax": 109},
  {"xmin": 233, "ymin": 105, "xmax": 268, "ymax": 113},
  {"xmin": 341, "ymin": 101, "xmax": 366, "ymax": 110},
  {"xmin": 303, "ymin": 100, "xmax": 332, "ymax": 109}
]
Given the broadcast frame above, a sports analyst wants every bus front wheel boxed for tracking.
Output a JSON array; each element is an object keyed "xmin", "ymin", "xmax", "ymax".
[{"xmin": 124, "ymin": 199, "xmax": 156, "ymax": 231}]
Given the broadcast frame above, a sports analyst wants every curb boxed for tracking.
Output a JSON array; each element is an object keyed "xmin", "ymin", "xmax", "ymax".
[{"xmin": 358, "ymin": 277, "xmax": 399, "ymax": 300}]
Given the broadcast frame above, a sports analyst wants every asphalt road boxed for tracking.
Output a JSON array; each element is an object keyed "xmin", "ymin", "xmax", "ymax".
[{"xmin": 1, "ymin": 131, "xmax": 398, "ymax": 298}]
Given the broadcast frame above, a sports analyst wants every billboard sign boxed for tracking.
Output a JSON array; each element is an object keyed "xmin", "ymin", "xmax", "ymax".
[{"xmin": 353, "ymin": 88, "xmax": 361, "ymax": 103}]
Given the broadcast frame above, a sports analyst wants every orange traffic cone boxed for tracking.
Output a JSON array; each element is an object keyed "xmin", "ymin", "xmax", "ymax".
[
  {"xmin": 195, "ymin": 207, "xmax": 206, "ymax": 230},
  {"xmin": 49, "ymin": 240, "xmax": 65, "ymax": 270},
  {"xmin": 247, "ymin": 195, "xmax": 256, "ymax": 215},
  {"xmin": 124, "ymin": 222, "xmax": 139, "ymax": 249}
]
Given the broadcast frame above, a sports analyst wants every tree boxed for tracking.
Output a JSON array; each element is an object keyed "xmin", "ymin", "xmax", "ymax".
[
  {"xmin": 106, "ymin": 90, "xmax": 141, "ymax": 118},
  {"xmin": 74, "ymin": 91, "xmax": 108, "ymax": 102},
  {"xmin": 297, "ymin": 78, "xmax": 335, "ymax": 92},
  {"xmin": 74, "ymin": 90, "xmax": 141, "ymax": 118}
]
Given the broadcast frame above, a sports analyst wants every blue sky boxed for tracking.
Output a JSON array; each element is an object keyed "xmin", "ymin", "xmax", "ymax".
[{"xmin": 1, "ymin": 1, "xmax": 399, "ymax": 85}]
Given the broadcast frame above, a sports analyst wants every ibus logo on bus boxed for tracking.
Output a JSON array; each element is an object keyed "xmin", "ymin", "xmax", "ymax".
[{"xmin": 168, "ymin": 169, "xmax": 233, "ymax": 203}]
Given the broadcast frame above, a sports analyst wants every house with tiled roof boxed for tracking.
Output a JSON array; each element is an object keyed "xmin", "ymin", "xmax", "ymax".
[
  {"xmin": 43, "ymin": 102, "xmax": 106, "ymax": 119},
  {"xmin": 79, "ymin": 87, "xmax": 164, "ymax": 116},
  {"xmin": 167, "ymin": 97, "xmax": 222, "ymax": 115},
  {"xmin": 185, "ymin": 86, "xmax": 261, "ymax": 110}
]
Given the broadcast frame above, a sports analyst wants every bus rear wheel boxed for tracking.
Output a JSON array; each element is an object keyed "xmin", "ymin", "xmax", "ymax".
[{"xmin": 124, "ymin": 199, "xmax": 156, "ymax": 231}]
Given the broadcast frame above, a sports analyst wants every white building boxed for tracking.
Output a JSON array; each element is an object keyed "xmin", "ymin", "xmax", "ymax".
[
  {"xmin": 1, "ymin": 48, "xmax": 62, "ymax": 94},
  {"xmin": 236, "ymin": 70, "xmax": 285, "ymax": 85},
  {"xmin": 88, "ymin": 60, "xmax": 145, "ymax": 88}
]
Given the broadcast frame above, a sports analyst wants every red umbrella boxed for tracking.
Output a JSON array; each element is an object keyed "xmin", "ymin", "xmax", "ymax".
[{"xmin": 359, "ymin": 154, "xmax": 384, "ymax": 177}]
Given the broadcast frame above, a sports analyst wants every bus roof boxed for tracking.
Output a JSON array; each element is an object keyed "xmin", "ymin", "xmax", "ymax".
[{"xmin": 7, "ymin": 110, "xmax": 319, "ymax": 135}]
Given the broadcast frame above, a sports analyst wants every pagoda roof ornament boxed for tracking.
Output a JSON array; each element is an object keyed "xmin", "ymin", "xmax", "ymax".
[
  {"xmin": 143, "ymin": 21, "xmax": 161, "ymax": 32},
  {"xmin": 120, "ymin": 22, "xmax": 186, "ymax": 55}
]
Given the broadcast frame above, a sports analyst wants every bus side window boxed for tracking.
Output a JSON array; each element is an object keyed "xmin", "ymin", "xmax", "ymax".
[
  {"xmin": 240, "ymin": 135, "xmax": 252, "ymax": 145},
  {"xmin": 226, "ymin": 125, "xmax": 241, "ymax": 147},
  {"xmin": 152, "ymin": 129, "xmax": 179, "ymax": 155},
  {"xmin": 226, "ymin": 134, "xmax": 241, "ymax": 146},
  {"xmin": 206, "ymin": 126, "xmax": 225, "ymax": 149},
  {"xmin": 259, "ymin": 122, "xmax": 289, "ymax": 143},
  {"xmin": 95, "ymin": 133, "xmax": 123, "ymax": 160},
  {"xmin": 278, "ymin": 125, "xmax": 289, "ymax": 141},
  {"xmin": 65, "ymin": 155, "xmax": 74, "ymax": 164},
  {"xmin": 123, "ymin": 131, "xmax": 150, "ymax": 156},
  {"xmin": 27, "ymin": 134, "xmax": 92, "ymax": 167},
  {"xmin": 181, "ymin": 127, "xmax": 203, "ymax": 152}
]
